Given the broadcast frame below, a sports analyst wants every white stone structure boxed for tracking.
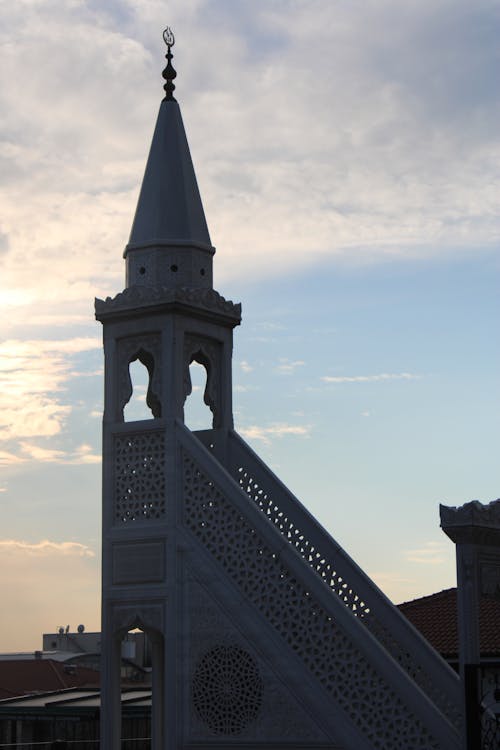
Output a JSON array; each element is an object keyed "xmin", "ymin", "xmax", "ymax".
[
  {"xmin": 441, "ymin": 499, "xmax": 500, "ymax": 750},
  {"xmin": 96, "ymin": 32, "xmax": 462, "ymax": 750}
]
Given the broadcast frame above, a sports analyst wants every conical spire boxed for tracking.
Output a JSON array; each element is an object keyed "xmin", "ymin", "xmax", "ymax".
[
  {"xmin": 124, "ymin": 29, "xmax": 214, "ymax": 290},
  {"xmin": 126, "ymin": 100, "xmax": 212, "ymax": 251}
]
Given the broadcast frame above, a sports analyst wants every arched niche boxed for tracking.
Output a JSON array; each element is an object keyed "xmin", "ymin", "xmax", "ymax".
[
  {"xmin": 183, "ymin": 334, "xmax": 222, "ymax": 428},
  {"xmin": 117, "ymin": 335, "xmax": 162, "ymax": 421}
]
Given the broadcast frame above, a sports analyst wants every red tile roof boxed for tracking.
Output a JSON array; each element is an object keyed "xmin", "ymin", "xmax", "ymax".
[
  {"xmin": 398, "ymin": 587, "xmax": 500, "ymax": 658},
  {"xmin": 0, "ymin": 659, "xmax": 99, "ymax": 700}
]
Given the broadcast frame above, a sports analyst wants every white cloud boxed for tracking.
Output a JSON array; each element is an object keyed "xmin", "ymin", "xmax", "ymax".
[
  {"xmin": 19, "ymin": 443, "xmax": 66, "ymax": 463},
  {"xmin": 240, "ymin": 423, "xmax": 312, "ymax": 445},
  {"xmin": 0, "ymin": 337, "xmax": 100, "ymax": 442},
  {"xmin": 18, "ymin": 441, "xmax": 101, "ymax": 466},
  {"xmin": 321, "ymin": 372, "xmax": 421, "ymax": 384},
  {"xmin": 0, "ymin": 539, "xmax": 95, "ymax": 558},
  {"xmin": 275, "ymin": 359, "xmax": 305, "ymax": 374},
  {"xmin": 0, "ymin": 449, "xmax": 26, "ymax": 467},
  {"xmin": 240, "ymin": 360, "xmax": 254, "ymax": 373},
  {"xmin": 0, "ymin": 0, "xmax": 497, "ymax": 338},
  {"xmin": 405, "ymin": 542, "xmax": 448, "ymax": 565}
]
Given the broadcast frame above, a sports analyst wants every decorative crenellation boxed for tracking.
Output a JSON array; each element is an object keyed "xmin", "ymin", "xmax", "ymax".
[
  {"xmin": 236, "ymin": 466, "xmax": 461, "ymax": 729},
  {"xmin": 441, "ymin": 498, "xmax": 500, "ymax": 528},
  {"xmin": 182, "ymin": 451, "xmax": 441, "ymax": 750},
  {"xmin": 114, "ymin": 430, "xmax": 166, "ymax": 523},
  {"xmin": 440, "ymin": 498, "xmax": 500, "ymax": 551},
  {"xmin": 183, "ymin": 334, "xmax": 221, "ymax": 428},
  {"xmin": 95, "ymin": 286, "xmax": 241, "ymax": 322},
  {"xmin": 117, "ymin": 334, "xmax": 162, "ymax": 420}
]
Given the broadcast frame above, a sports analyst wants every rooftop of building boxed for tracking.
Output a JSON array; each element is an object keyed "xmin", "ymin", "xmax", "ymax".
[
  {"xmin": 398, "ymin": 587, "xmax": 500, "ymax": 659},
  {"xmin": 0, "ymin": 658, "xmax": 100, "ymax": 700}
]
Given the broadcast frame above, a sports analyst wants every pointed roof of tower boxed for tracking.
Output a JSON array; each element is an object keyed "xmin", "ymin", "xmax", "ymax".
[{"xmin": 125, "ymin": 29, "xmax": 212, "ymax": 255}]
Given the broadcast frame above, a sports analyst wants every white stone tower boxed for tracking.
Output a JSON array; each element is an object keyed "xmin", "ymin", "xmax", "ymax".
[{"xmin": 96, "ymin": 30, "xmax": 462, "ymax": 750}]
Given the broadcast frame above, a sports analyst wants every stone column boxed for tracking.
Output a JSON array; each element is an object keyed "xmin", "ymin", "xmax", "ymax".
[{"xmin": 441, "ymin": 498, "xmax": 500, "ymax": 750}]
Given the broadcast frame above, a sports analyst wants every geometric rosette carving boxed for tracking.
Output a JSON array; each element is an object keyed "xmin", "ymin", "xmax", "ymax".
[
  {"xmin": 192, "ymin": 645, "xmax": 263, "ymax": 735},
  {"xmin": 183, "ymin": 451, "xmax": 441, "ymax": 750},
  {"xmin": 114, "ymin": 431, "xmax": 165, "ymax": 522}
]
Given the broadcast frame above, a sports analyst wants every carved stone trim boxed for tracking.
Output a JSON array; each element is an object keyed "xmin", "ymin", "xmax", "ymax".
[
  {"xmin": 441, "ymin": 499, "xmax": 500, "ymax": 527},
  {"xmin": 441, "ymin": 499, "xmax": 500, "ymax": 546},
  {"xmin": 95, "ymin": 286, "xmax": 241, "ymax": 321},
  {"xmin": 183, "ymin": 334, "xmax": 222, "ymax": 428},
  {"xmin": 117, "ymin": 334, "xmax": 162, "ymax": 420},
  {"xmin": 111, "ymin": 603, "xmax": 164, "ymax": 636}
]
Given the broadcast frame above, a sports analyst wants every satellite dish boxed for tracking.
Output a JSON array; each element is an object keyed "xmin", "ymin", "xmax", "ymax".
[
  {"xmin": 58, "ymin": 627, "xmax": 64, "ymax": 635},
  {"xmin": 77, "ymin": 624, "xmax": 85, "ymax": 633}
]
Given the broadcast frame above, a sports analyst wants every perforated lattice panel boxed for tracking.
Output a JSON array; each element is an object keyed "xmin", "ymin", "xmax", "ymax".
[
  {"xmin": 192, "ymin": 645, "xmax": 263, "ymax": 735},
  {"xmin": 236, "ymin": 465, "xmax": 460, "ymax": 729},
  {"xmin": 114, "ymin": 431, "xmax": 165, "ymax": 522},
  {"xmin": 183, "ymin": 451, "xmax": 441, "ymax": 750}
]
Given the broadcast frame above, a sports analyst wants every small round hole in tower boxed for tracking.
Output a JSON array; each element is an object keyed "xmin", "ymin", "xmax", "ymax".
[
  {"xmin": 170, "ymin": 264, "xmax": 178, "ymax": 272},
  {"xmin": 200, "ymin": 268, "xmax": 205, "ymax": 276},
  {"xmin": 139, "ymin": 266, "xmax": 146, "ymax": 275}
]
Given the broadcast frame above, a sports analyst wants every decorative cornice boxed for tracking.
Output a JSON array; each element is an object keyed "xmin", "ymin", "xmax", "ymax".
[
  {"xmin": 440, "ymin": 498, "xmax": 500, "ymax": 546},
  {"xmin": 95, "ymin": 285, "xmax": 241, "ymax": 322}
]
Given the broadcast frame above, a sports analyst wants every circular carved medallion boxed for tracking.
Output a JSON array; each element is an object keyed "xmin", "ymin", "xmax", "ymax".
[{"xmin": 192, "ymin": 645, "xmax": 263, "ymax": 735}]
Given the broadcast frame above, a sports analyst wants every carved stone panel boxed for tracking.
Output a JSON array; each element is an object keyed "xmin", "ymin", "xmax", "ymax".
[
  {"xmin": 481, "ymin": 563, "xmax": 500, "ymax": 598},
  {"xmin": 186, "ymin": 573, "xmax": 329, "ymax": 743},
  {"xmin": 112, "ymin": 540, "xmax": 165, "ymax": 585},
  {"xmin": 114, "ymin": 430, "xmax": 166, "ymax": 523},
  {"xmin": 182, "ymin": 451, "xmax": 441, "ymax": 750}
]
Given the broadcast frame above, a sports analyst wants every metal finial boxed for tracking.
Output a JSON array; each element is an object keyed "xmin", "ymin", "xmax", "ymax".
[{"xmin": 162, "ymin": 27, "xmax": 177, "ymax": 101}]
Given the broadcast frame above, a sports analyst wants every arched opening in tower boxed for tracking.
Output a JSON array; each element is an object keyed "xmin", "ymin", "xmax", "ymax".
[
  {"xmin": 184, "ymin": 360, "xmax": 213, "ymax": 431},
  {"xmin": 118, "ymin": 626, "xmax": 162, "ymax": 750},
  {"xmin": 124, "ymin": 359, "xmax": 155, "ymax": 422}
]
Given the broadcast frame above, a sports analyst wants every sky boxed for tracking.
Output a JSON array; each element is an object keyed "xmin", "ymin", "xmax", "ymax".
[{"xmin": 0, "ymin": 0, "xmax": 498, "ymax": 651}]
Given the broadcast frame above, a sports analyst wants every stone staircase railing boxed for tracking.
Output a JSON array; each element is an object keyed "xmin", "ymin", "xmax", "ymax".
[{"xmin": 181, "ymin": 423, "xmax": 461, "ymax": 750}]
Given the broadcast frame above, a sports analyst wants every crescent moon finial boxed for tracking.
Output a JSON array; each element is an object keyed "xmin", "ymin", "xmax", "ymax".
[{"xmin": 162, "ymin": 27, "xmax": 177, "ymax": 101}]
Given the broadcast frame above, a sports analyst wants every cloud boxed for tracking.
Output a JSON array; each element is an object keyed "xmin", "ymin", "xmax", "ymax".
[
  {"xmin": 240, "ymin": 423, "xmax": 312, "ymax": 445},
  {"xmin": 0, "ymin": 0, "xmax": 497, "ymax": 337},
  {"xmin": 405, "ymin": 542, "xmax": 448, "ymax": 565},
  {"xmin": 275, "ymin": 359, "xmax": 305, "ymax": 374},
  {"xmin": 0, "ymin": 539, "xmax": 95, "ymax": 558},
  {"xmin": 321, "ymin": 372, "xmax": 421, "ymax": 384},
  {"xmin": 0, "ymin": 337, "xmax": 100, "ymax": 442},
  {"xmin": 240, "ymin": 360, "xmax": 254, "ymax": 373},
  {"xmin": 0, "ymin": 229, "xmax": 9, "ymax": 254},
  {"xmin": 18, "ymin": 441, "xmax": 101, "ymax": 465},
  {"xmin": 19, "ymin": 443, "xmax": 66, "ymax": 463},
  {"xmin": 0, "ymin": 449, "xmax": 25, "ymax": 467}
]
